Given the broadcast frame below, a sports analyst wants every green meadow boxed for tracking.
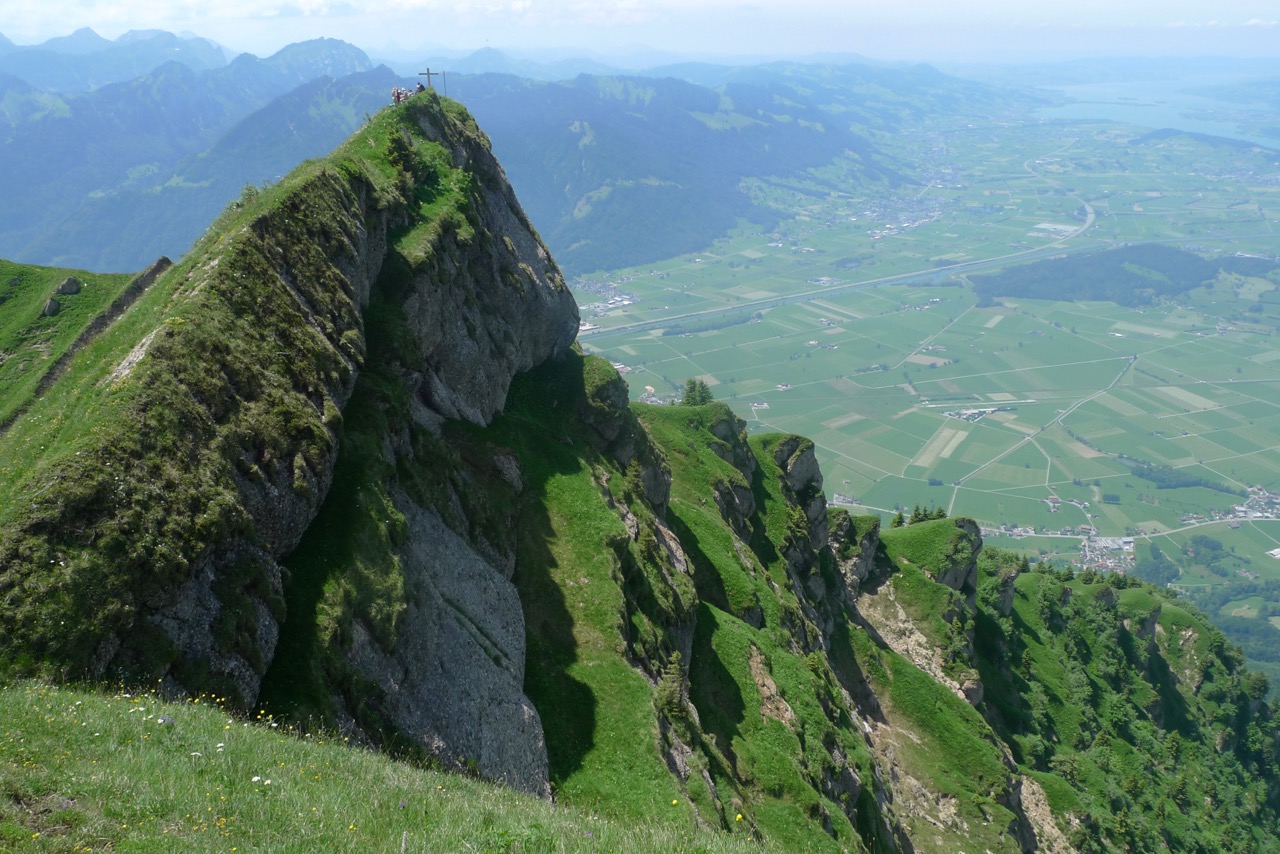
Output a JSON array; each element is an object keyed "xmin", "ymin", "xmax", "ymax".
[{"xmin": 0, "ymin": 682, "xmax": 758, "ymax": 853}]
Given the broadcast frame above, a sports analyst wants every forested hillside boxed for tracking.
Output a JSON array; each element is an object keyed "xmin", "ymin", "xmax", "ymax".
[
  {"xmin": 448, "ymin": 72, "xmax": 898, "ymax": 274},
  {"xmin": 972, "ymin": 244, "xmax": 1278, "ymax": 306}
]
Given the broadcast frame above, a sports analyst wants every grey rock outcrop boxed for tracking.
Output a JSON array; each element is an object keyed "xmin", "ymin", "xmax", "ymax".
[
  {"xmin": 930, "ymin": 517, "xmax": 982, "ymax": 603},
  {"xmin": 829, "ymin": 511, "xmax": 881, "ymax": 602},
  {"xmin": 344, "ymin": 499, "xmax": 549, "ymax": 796},
  {"xmin": 156, "ymin": 96, "xmax": 576, "ymax": 715},
  {"xmin": 0, "ymin": 93, "xmax": 578, "ymax": 783},
  {"xmin": 579, "ymin": 370, "xmax": 671, "ymax": 513},
  {"xmin": 399, "ymin": 119, "xmax": 578, "ymax": 428},
  {"xmin": 995, "ymin": 566, "xmax": 1019, "ymax": 617},
  {"xmin": 773, "ymin": 435, "xmax": 828, "ymax": 550},
  {"xmin": 707, "ymin": 408, "xmax": 757, "ymax": 482},
  {"xmin": 150, "ymin": 544, "xmax": 283, "ymax": 704}
]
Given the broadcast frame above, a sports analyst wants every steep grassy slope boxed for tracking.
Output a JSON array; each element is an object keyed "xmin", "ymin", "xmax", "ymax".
[
  {"xmin": 257, "ymin": 337, "xmax": 894, "ymax": 847},
  {"xmin": 848, "ymin": 519, "xmax": 1031, "ymax": 852},
  {"xmin": 329, "ymin": 346, "xmax": 1280, "ymax": 851},
  {"xmin": 5, "ymin": 335, "xmax": 1280, "ymax": 849},
  {"xmin": 0, "ymin": 111, "xmax": 381, "ymax": 688},
  {"xmin": 971, "ymin": 556, "xmax": 1280, "ymax": 853},
  {"xmin": 284, "ymin": 337, "xmax": 1037, "ymax": 849},
  {"xmin": 0, "ymin": 259, "xmax": 135, "ymax": 427}
]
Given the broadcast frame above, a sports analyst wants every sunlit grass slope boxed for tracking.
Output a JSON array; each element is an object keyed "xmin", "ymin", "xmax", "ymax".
[
  {"xmin": 0, "ymin": 259, "xmax": 134, "ymax": 428},
  {"xmin": 0, "ymin": 681, "xmax": 761, "ymax": 853}
]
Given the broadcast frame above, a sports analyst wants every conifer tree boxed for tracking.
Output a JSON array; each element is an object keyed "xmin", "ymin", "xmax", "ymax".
[{"xmin": 680, "ymin": 378, "xmax": 713, "ymax": 405}]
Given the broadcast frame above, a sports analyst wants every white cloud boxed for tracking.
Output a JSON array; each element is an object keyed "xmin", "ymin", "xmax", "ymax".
[{"xmin": 1164, "ymin": 16, "xmax": 1278, "ymax": 29}]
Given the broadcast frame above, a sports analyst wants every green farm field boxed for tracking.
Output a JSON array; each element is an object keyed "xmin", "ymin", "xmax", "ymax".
[{"xmin": 589, "ymin": 276, "xmax": 1280, "ymax": 519}]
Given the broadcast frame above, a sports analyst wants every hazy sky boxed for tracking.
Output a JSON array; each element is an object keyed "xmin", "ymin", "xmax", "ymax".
[{"xmin": 1, "ymin": 0, "xmax": 1277, "ymax": 63}]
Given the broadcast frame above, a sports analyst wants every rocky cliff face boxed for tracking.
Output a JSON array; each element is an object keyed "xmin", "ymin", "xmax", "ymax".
[
  {"xmin": 343, "ymin": 498, "xmax": 550, "ymax": 795},
  {"xmin": 829, "ymin": 509, "xmax": 881, "ymax": 603},
  {"xmin": 396, "ymin": 105, "xmax": 577, "ymax": 430}
]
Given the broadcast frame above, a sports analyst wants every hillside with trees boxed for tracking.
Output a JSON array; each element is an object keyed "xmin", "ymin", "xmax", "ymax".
[{"xmin": 972, "ymin": 244, "xmax": 1278, "ymax": 307}]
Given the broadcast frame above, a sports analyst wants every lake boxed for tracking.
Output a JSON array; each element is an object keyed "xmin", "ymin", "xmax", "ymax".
[{"xmin": 1036, "ymin": 79, "xmax": 1279, "ymax": 149}]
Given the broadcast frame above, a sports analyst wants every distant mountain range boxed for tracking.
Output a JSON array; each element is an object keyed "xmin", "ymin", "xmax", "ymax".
[
  {"xmin": 0, "ymin": 27, "xmax": 228, "ymax": 92},
  {"xmin": 0, "ymin": 37, "xmax": 377, "ymax": 271},
  {"xmin": 15, "ymin": 67, "xmax": 400, "ymax": 272},
  {"xmin": 450, "ymin": 71, "xmax": 901, "ymax": 275},
  {"xmin": 419, "ymin": 46, "xmax": 621, "ymax": 82},
  {"xmin": 0, "ymin": 33, "xmax": 1038, "ymax": 274}
]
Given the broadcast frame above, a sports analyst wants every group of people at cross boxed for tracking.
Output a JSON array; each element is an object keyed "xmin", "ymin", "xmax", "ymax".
[{"xmin": 392, "ymin": 82, "xmax": 427, "ymax": 105}]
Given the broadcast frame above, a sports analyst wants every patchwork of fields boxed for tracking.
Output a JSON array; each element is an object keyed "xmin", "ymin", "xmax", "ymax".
[{"xmin": 593, "ymin": 281, "xmax": 1280, "ymax": 534}]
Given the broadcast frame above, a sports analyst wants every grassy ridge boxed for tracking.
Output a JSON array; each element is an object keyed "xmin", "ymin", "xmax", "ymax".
[
  {"xmin": 5, "ymin": 80, "xmax": 1280, "ymax": 854},
  {"xmin": 500, "ymin": 364, "xmax": 1280, "ymax": 851},
  {"xmin": 639, "ymin": 404, "xmax": 879, "ymax": 850},
  {"xmin": 849, "ymin": 624, "xmax": 1022, "ymax": 853},
  {"xmin": 322, "ymin": 356, "xmax": 883, "ymax": 849},
  {"xmin": 638, "ymin": 403, "xmax": 771, "ymax": 623},
  {"xmin": 0, "ymin": 260, "xmax": 133, "ymax": 427},
  {"xmin": 0, "ymin": 160, "xmax": 368, "ymax": 686},
  {"xmin": 6, "ymin": 321, "xmax": 1280, "ymax": 852},
  {"xmin": 261, "ymin": 343, "xmax": 697, "ymax": 824},
  {"xmin": 847, "ymin": 524, "xmax": 1280, "ymax": 852}
]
